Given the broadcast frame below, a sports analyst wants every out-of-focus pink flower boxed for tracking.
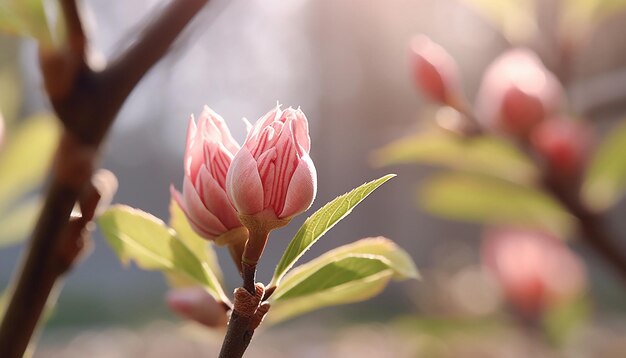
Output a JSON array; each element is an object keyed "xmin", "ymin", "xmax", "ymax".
[
  {"xmin": 171, "ymin": 106, "xmax": 244, "ymax": 242},
  {"xmin": 482, "ymin": 228, "xmax": 587, "ymax": 317},
  {"xmin": 531, "ymin": 117, "xmax": 592, "ymax": 177},
  {"xmin": 226, "ymin": 105, "xmax": 316, "ymax": 221},
  {"xmin": 166, "ymin": 287, "xmax": 228, "ymax": 328},
  {"xmin": 475, "ymin": 49, "xmax": 563, "ymax": 137},
  {"xmin": 409, "ymin": 35, "xmax": 465, "ymax": 108}
]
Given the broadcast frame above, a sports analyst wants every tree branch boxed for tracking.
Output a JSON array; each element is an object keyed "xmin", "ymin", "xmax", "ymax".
[
  {"xmin": 219, "ymin": 284, "xmax": 265, "ymax": 358},
  {"xmin": 0, "ymin": 1, "xmax": 208, "ymax": 357},
  {"xmin": 542, "ymin": 174, "xmax": 626, "ymax": 285}
]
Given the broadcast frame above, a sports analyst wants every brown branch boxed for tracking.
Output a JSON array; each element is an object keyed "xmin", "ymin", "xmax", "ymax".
[
  {"xmin": 0, "ymin": 1, "xmax": 208, "ymax": 357},
  {"xmin": 219, "ymin": 217, "xmax": 283, "ymax": 357},
  {"xmin": 219, "ymin": 284, "xmax": 265, "ymax": 358},
  {"xmin": 542, "ymin": 173, "xmax": 626, "ymax": 285}
]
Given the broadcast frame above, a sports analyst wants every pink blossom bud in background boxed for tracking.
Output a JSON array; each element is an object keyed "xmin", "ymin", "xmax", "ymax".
[
  {"xmin": 226, "ymin": 105, "xmax": 316, "ymax": 221},
  {"xmin": 475, "ymin": 48, "xmax": 563, "ymax": 137},
  {"xmin": 166, "ymin": 287, "xmax": 228, "ymax": 328},
  {"xmin": 171, "ymin": 106, "xmax": 244, "ymax": 242},
  {"xmin": 482, "ymin": 228, "xmax": 587, "ymax": 317},
  {"xmin": 409, "ymin": 35, "xmax": 465, "ymax": 108},
  {"xmin": 531, "ymin": 117, "xmax": 592, "ymax": 177}
]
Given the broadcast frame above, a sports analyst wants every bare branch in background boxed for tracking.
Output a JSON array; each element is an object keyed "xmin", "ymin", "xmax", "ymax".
[{"xmin": 0, "ymin": 1, "xmax": 209, "ymax": 357}]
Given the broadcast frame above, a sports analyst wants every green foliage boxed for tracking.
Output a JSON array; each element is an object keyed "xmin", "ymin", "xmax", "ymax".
[
  {"xmin": 583, "ymin": 119, "xmax": 626, "ymax": 211},
  {"xmin": 0, "ymin": 0, "xmax": 64, "ymax": 48},
  {"xmin": 169, "ymin": 198, "xmax": 222, "ymax": 283},
  {"xmin": 276, "ymin": 256, "xmax": 391, "ymax": 300},
  {"xmin": 0, "ymin": 114, "xmax": 60, "ymax": 248},
  {"xmin": 0, "ymin": 114, "xmax": 59, "ymax": 207},
  {"xmin": 563, "ymin": 0, "xmax": 626, "ymax": 24},
  {"xmin": 0, "ymin": 197, "xmax": 40, "ymax": 247},
  {"xmin": 268, "ymin": 238, "xmax": 417, "ymax": 323},
  {"xmin": 542, "ymin": 296, "xmax": 590, "ymax": 347},
  {"xmin": 270, "ymin": 174, "xmax": 396, "ymax": 287},
  {"xmin": 0, "ymin": 62, "xmax": 22, "ymax": 125},
  {"xmin": 372, "ymin": 131, "xmax": 537, "ymax": 184},
  {"xmin": 98, "ymin": 205, "xmax": 229, "ymax": 303},
  {"xmin": 420, "ymin": 173, "xmax": 573, "ymax": 236}
]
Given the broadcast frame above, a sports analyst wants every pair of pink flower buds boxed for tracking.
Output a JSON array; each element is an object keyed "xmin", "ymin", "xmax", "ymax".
[
  {"xmin": 410, "ymin": 35, "xmax": 591, "ymax": 177},
  {"xmin": 171, "ymin": 105, "xmax": 316, "ymax": 262}
]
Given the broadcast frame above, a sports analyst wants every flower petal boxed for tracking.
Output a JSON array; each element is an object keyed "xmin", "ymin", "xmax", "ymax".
[
  {"xmin": 171, "ymin": 185, "xmax": 218, "ymax": 239},
  {"xmin": 197, "ymin": 166, "xmax": 242, "ymax": 230},
  {"xmin": 182, "ymin": 175, "xmax": 228, "ymax": 235},
  {"xmin": 201, "ymin": 105, "xmax": 240, "ymax": 155},
  {"xmin": 279, "ymin": 154, "xmax": 317, "ymax": 219},
  {"xmin": 226, "ymin": 147, "xmax": 264, "ymax": 215},
  {"xmin": 184, "ymin": 116, "xmax": 205, "ymax": 181}
]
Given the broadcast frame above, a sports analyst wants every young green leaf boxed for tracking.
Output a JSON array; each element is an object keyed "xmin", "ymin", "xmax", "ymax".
[
  {"xmin": 372, "ymin": 131, "xmax": 537, "ymax": 185},
  {"xmin": 273, "ymin": 237, "xmax": 418, "ymax": 297},
  {"xmin": 267, "ymin": 255, "xmax": 395, "ymax": 323},
  {"xmin": 275, "ymin": 255, "xmax": 391, "ymax": 300},
  {"xmin": 0, "ymin": 114, "xmax": 60, "ymax": 212},
  {"xmin": 421, "ymin": 173, "xmax": 573, "ymax": 237},
  {"xmin": 98, "ymin": 205, "xmax": 229, "ymax": 303},
  {"xmin": 0, "ymin": 63, "xmax": 23, "ymax": 124},
  {"xmin": 562, "ymin": 0, "xmax": 626, "ymax": 27},
  {"xmin": 542, "ymin": 296, "xmax": 590, "ymax": 347},
  {"xmin": 583, "ymin": 119, "xmax": 626, "ymax": 211},
  {"xmin": 0, "ymin": 0, "xmax": 64, "ymax": 48},
  {"xmin": 0, "ymin": 198, "xmax": 40, "ymax": 248},
  {"xmin": 169, "ymin": 198, "xmax": 223, "ymax": 282},
  {"xmin": 270, "ymin": 174, "xmax": 395, "ymax": 287}
]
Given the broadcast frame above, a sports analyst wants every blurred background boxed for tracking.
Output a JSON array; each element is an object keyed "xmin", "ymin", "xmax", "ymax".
[{"xmin": 1, "ymin": 0, "xmax": 626, "ymax": 356}]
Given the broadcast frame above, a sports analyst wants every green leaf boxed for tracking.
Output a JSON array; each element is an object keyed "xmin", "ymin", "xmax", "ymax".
[
  {"xmin": 542, "ymin": 296, "xmax": 590, "ymax": 347},
  {"xmin": 267, "ymin": 255, "xmax": 395, "ymax": 323},
  {"xmin": 0, "ymin": 0, "xmax": 64, "ymax": 48},
  {"xmin": 420, "ymin": 173, "xmax": 573, "ymax": 237},
  {"xmin": 0, "ymin": 114, "xmax": 60, "ymax": 211},
  {"xmin": 273, "ymin": 237, "xmax": 417, "ymax": 296},
  {"xmin": 168, "ymin": 198, "xmax": 223, "ymax": 283},
  {"xmin": 458, "ymin": 0, "xmax": 538, "ymax": 43},
  {"xmin": 276, "ymin": 256, "xmax": 390, "ymax": 300},
  {"xmin": 98, "ymin": 205, "xmax": 229, "ymax": 303},
  {"xmin": 270, "ymin": 174, "xmax": 395, "ymax": 287},
  {"xmin": 563, "ymin": 0, "xmax": 626, "ymax": 24},
  {"xmin": 0, "ymin": 62, "xmax": 23, "ymax": 124},
  {"xmin": 372, "ymin": 131, "xmax": 537, "ymax": 184},
  {"xmin": 583, "ymin": 119, "xmax": 626, "ymax": 211},
  {"xmin": 0, "ymin": 197, "xmax": 40, "ymax": 248}
]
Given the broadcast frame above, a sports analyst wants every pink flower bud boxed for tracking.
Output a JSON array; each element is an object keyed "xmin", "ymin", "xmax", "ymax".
[
  {"xmin": 226, "ymin": 105, "xmax": 316, "ymax": 221},
  {"xmin": 166, "ymin": 287, "xmax": 228, "ymax": 328},
  {"xmin": 531, "ymin": 117, "xmax": 591, "ymax": 177},
  {"xmin": 482, "ymin": 228, "xmax": 587, "ymax": 317},
  {"xmin": 409, "ymin": 35, "xmax": 464, "ymax": 107},
  {"xmin": 476, "ymin": 48, "xmax": 563, "ymax": 137},
  {"xmin": 171, "ymin": 106, "xmax": 244, "ymax": 242}
]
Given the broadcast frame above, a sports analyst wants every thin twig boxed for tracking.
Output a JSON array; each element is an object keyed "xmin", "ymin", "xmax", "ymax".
[{"xmin": 0, "ymin": 1, "xmax": 208, "ymax": 357}]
